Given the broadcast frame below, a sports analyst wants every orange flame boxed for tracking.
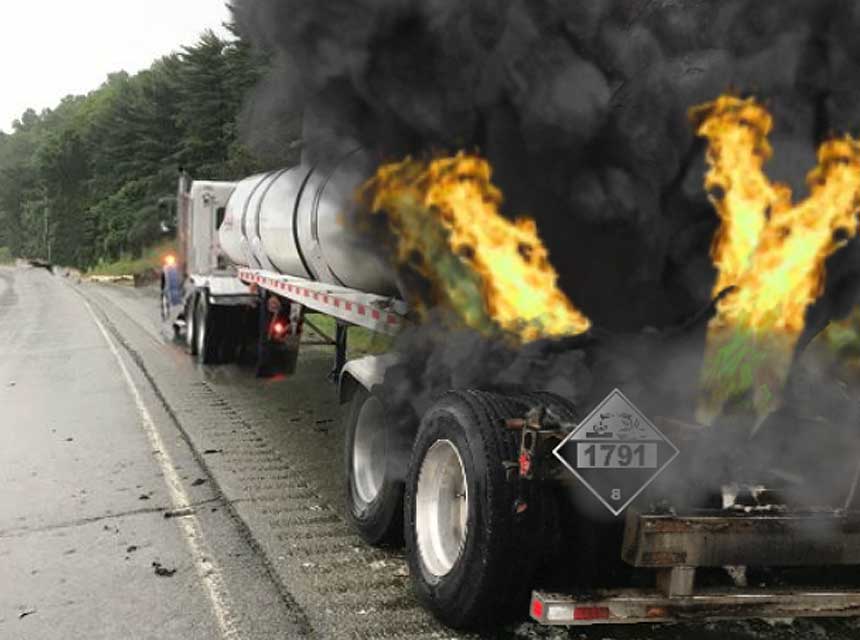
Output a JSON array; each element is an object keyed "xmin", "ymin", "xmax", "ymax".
[
  {"xmin": 696, "ymin": 95, "xmax": 860, "ymax": 335},
  {"xmin": 365, "ymin": 153, "xmax": 590, "ymax": 342},
  {"xmin": 694, "ymin": 95, "xmax": 860, "ymax": 421}
]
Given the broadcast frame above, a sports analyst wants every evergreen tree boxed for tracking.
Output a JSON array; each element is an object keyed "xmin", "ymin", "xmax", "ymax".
[{"xmin": 0, "ymin": 24, "xmax": 271, "ymax": 267}]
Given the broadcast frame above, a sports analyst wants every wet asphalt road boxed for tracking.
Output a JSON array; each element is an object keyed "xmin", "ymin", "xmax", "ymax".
[
  {"xmin": 4, "ymin": 263, "xmax": 860, "ymax": 640},
  {"xmin": 0, "ymin": 266, "xmax": 304, "ymax": 639}
]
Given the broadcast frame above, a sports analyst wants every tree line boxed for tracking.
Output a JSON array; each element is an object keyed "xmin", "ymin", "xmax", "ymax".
[{"xmin": 0, "ymin": 26, "xmax": 275, "ymax": 269}]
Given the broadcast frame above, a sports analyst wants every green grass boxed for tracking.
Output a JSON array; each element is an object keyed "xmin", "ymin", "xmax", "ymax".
[
  {"xmin": 302, "ymin": 313, "xmax": 394, "ymax": 357},
  {"xmin": 87, "ymin": 240, "xmax": 176, "ymax": 277},
  {"xmin": 0, "ymin": 246, "xmax": 13, "ymax": 265}
]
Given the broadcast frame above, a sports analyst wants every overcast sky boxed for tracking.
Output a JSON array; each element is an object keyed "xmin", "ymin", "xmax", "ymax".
[{"xmin": 0, "ymin": 1, "xmax": 232, "ymax": 133}]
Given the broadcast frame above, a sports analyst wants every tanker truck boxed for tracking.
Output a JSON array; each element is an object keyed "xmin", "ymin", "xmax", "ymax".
[{"xmin": 162, "ymin": 151, "xmax": 860, "ymax": 631}]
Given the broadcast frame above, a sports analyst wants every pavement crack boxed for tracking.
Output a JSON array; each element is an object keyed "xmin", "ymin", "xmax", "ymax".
[{"xmin": 0, "ymin": 498, "xmax": 221, "ymax": 539}]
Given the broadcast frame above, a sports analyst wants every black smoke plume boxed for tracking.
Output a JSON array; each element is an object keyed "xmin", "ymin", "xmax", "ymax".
[{"xmin": 232, "ymin": 0, "xmax": 860, "ymax": 505}]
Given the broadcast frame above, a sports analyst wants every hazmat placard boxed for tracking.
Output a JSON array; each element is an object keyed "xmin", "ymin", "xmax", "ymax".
[{"xmin": 553, "ymin": 388, "xmax": 678, "ymax": 516}]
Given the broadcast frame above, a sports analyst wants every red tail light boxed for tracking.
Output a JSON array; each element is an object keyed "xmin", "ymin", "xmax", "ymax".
[{"xmin": 573, "ymin": 606, "xmax": 610, "ymax": 621}]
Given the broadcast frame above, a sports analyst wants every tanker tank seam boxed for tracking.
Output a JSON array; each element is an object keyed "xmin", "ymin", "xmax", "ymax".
[
  {"xmin": 292, "ymin": 165, "xmax": 319, "ymax": 281},
  {"xmin": 307, "ymin": 152, "xmax": 360, "ymax": 289},
  {"xmin": 254, "ymin": 167, "xmax": 290, "ymax": 242}
]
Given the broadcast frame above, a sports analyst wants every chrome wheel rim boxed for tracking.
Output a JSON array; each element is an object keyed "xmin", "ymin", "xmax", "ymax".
[
  {"xmin": 352, "ymin": 396, "xmax": 386, "ymax": 505},
  {"xmin": 185, "ymin": 300, "xmax": 195, "ymax": 348},
  {"xmin": 415, "ymin": 439, "xmax": 469, "ymax": 578},
  {"xmin": 195, "ymin": 300, "xmax": 206, "ymax": 355}
]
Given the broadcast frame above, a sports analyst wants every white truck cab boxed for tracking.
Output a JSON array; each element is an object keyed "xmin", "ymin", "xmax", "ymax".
[
  {"xmin": 183, "ymin": 179, "xmax": 235, "ymax": 276},
  {"xmin": 162, "ymin": 173, "xmax": 255, "ymax": 343}
]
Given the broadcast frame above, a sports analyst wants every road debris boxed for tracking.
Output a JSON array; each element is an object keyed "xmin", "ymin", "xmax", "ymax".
[
  {"xmin": 164, "ymin": 507, "xmax": 195, "ymax": 519},
  {"xmin": 313, "ymin": 418, "xmax": 334, "ymax": 432},
  {"xmin": 191, "ymin": 478, "xmax": 207, "ymax": 487},
  {"xmin": 18, "ymin": 608, "xmax": 36, "ymax": 620},
  {"xmin": 152, "ymin": 561, "xmax": 177, "ymax": 577},
  {"xmin": 203, "ymin": 449, "xmax": 223, "ymax": 455},
  {"xmin": 87, "ymin": 274, "xmax": 133, "ymax": 284}
]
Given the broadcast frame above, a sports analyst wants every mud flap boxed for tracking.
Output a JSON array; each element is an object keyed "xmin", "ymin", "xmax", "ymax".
[{"xmin": 255, "ymin": 291, "xmax": 302, "ymax": 378}]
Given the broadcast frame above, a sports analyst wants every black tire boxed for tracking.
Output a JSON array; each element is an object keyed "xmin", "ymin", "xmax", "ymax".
[
  {"xmin": 194, "ymin": 292, "xmax": 221, "ymax": 364},
  {"xmin": 344, "ymin": 387, "xmax": 405, "ymax": 547},
  {"xmin": 185, "ymin": 293, "xmax": 198, "ymax": 356},
  {"xmin": 404, "ymin": 390, "xmax": 559, "ymax": 630}
]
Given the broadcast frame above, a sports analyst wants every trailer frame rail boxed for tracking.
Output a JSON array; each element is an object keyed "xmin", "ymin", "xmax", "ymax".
[{"xmin": 238, "ymin": 268, "xmax": 407, "ymax": 335}]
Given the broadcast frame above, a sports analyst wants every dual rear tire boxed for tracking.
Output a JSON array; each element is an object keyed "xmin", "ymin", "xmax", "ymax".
[
  {"xmin": 344, "ymin": 386, "xmax": 579, "ymax": 630},
  {"xmin": 344, "ymin": 388, "xmax": 406, "ymax": 546},
  {"xmin": 184, "ymin": 291, "xmax": 226, "ymax": 364},
  {"xmin": 404, "ymin": 390, "xmax": 570, "ymax": 629}
]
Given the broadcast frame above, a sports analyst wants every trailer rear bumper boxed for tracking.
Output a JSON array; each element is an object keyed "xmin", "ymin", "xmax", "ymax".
[
  {"xmin": 530, "ymin": 588, "xmax": 860, "ymax": 625},
  {"xmin": 531, "ymin": 509, "xmax": 860, "ymax": 625}
]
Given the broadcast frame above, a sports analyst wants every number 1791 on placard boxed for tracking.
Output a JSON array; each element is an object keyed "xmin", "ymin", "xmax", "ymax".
[{"xmin": 576, "ymin": 442, "xmax": 658, "ymax": 469}]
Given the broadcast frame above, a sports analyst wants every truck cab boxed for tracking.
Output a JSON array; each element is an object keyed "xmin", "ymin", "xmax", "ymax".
[
  {"xmin": 183, "ymin": 179, "xmax": 235, "ymax": 276},
  {"xmin": 161, "ymin": 173, "xmax": 254, "ymax": 330}
]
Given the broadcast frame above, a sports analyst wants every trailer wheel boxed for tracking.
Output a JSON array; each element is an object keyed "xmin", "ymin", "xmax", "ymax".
[
  {"xmin": 194, "ymin": 293, "xmax": 221, "ymax": 364},
  {"xmin": 185, "ymin": 293, "xmax": 198, "ymax": 356},
  {"xmin": 404, "ymin": 390, "xmax": 556, "ymax": 629},
  {"xmin": 344, "ymin": 388, "xmax": 404, "ymax": 546}
]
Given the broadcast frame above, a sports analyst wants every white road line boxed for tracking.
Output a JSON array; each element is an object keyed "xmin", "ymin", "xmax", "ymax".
[{"xmin": 82, "ymin": 298, "xmax": 242, "ymax": 640}]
